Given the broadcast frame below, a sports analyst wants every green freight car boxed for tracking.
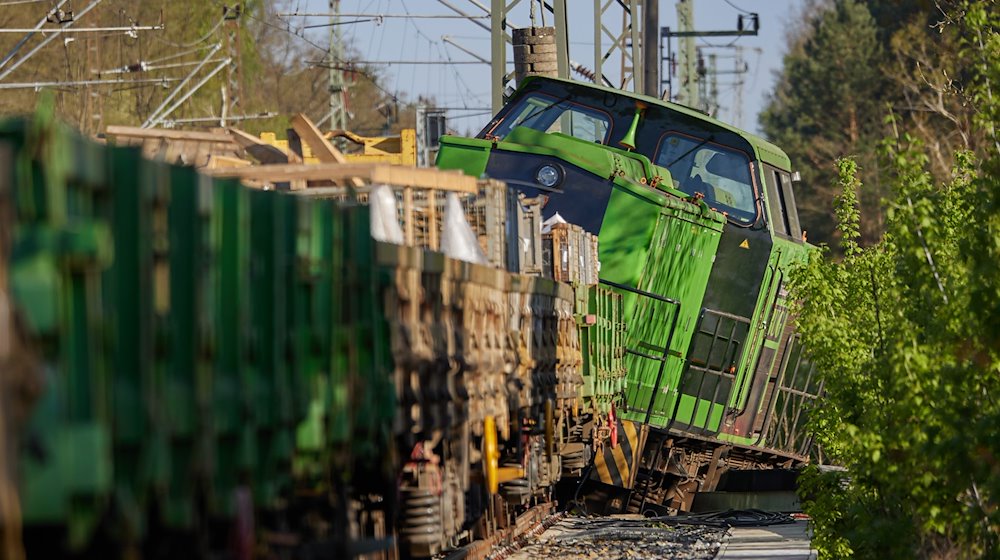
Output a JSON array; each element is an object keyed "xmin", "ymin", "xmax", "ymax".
[
  {"xmin": 0, "ymin": 112, "xmax": 400, "ymax": 557},
  {"xmin": 0, "ymin": 111, "xmax": 616, "ymax": 558},
  {"xmin": 437, "ymin": 75, "xmax": 823, "ymax": 512}
]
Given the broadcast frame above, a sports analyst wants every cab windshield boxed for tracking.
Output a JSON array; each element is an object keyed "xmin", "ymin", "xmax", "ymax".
[
  {"xmin": 655, "ymin": 133, "xmax": 758, "ymax": 225},
  {"xmin": 486, "ymin": 93, "xmax": 612, "ymax": 144}
]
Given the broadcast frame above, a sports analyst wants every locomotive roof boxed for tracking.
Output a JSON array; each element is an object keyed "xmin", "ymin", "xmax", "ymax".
[{"xmin": 520, "ymin": 75, "xmax": 793, "ymax": 171}]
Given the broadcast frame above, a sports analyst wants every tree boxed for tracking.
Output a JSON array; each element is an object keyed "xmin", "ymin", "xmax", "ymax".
[
  {"xmin": 762, "ymin": 0, "xmax": 995, "ymax": 251},
  {"xmin": 0, "ymin": 1, "xmax": 261, "ymax": 133},
  {"xmin": 0, "ymin": 1, "xmax": 410, "ymax": 139},
  {"xmin": 792, "ymin": 2, "xmax": 1000, "ymax": 557},
  {"xmin": 761, "ymin": 0, "xmax": 888, "ymax": 248}
]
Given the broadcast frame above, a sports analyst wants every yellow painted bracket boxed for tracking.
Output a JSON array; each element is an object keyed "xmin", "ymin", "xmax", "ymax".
[
  {"xmin": 484, "ymin": 415, "xmax": 500, "ymax": 494},
  {"xmin": 484, "ymin": 416, "xmax": 526, "ymax": 494},
  {"xmin": 497, "ymin": 466, "xmax": 525, "ymax": 484},
  {"xmin": 545, "ymin": 400, "xmax": 554, "ymax": 458}
]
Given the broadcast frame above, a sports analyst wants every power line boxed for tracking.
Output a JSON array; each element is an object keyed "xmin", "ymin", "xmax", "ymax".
[
  {"xmin": 440, "ymin": 110, "xmax": 492, "ymax": 118},
  {"xmin": 255, "ymin": 4, "xmax": 490, "ymax": 122},
  {"xmin": 242, "ymin": 10, "xmax": 402, "ymax": 104},
  {"xmin": 99, "ymin": 58, "xmax": 226, "ymax": 75},
  {"xmin": 441, "ymin": 36, "xmax": 488, "ymax": 64},
  {"xmin": 302, "ymin": 18, "xmax": 380, "ymax": 29},
  {"xmin": 318, "ymin": 59, "xmax": 485, "ymax": 65},
  {"xmin": 142, "ymin": 43, "xmax": 222, "ymax": 127},
  {"xmin": 0, "ymin": 77, "xmax": 180, "ymax": 90},
  {"xmin": 145, "ymin": 57, "xmax": 231, "ymax": 127},
  {"xmin": 279, "ymin": 12, "xmax": 488, "ymax": 19},
  {"xmin": 0, "ymin": 0, "xmax": 70, "ymax": 71},
  {"xmin": 722, "ymin": 0, "xmax": 753, "ymax": 16},
  {"xmin": 151, "ymin": 14, "xmax": 225, "ymax": 48},
  {"xmin": 242, "ymin": 10, "xmax": 334, "ymax": 59},
  {"xmin": 159, "ymin": 112, "xmax": 277, "ymax": 127},
  {"xmin": 0, "ymin": 0, "xmax": 103, "ymax": 81},
  {"xmin": 438, "ymin": 38, "xmax": 489, "ymax": 109},
  {"xmin": 0, "ymin": 25, "xmax": 163, "ymax": 33}
]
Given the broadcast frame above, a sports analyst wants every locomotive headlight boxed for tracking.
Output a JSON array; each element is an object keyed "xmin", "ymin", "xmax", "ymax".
[{"xmin": 535, "ymin": 164, "xmax": 562, "ymax": 188}]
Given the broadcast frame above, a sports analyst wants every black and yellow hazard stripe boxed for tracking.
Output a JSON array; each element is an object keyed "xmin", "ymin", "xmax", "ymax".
[{"xmin": 591, "ymin": 419, "xmax": 643, "ymax": 488}]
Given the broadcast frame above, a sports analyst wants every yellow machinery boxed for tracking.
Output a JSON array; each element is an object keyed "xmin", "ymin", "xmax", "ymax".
[{"xmin": 259, "ymin": 128, "xmax": 417, "ymax": 166}]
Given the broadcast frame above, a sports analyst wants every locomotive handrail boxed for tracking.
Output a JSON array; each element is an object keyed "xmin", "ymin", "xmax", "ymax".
[
  {"xmin": 753, "ymin": 333, "xmax": 824, "ymax": 455},
  {"xmin": 665, "ymin": 308, "xmax": 752, "ymax": 435},
  {"xmin": 598, "ymin": 279, "xmax": 683, "ymax": 426},
  {"xmin": 598, "ymin": 278, "xmax": 679, "ymax": 306}
]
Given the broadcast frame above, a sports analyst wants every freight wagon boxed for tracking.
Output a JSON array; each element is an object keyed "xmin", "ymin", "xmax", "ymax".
[{"xmin": 0, "ymin": 110, "xmax": 615, "ymax": 558}]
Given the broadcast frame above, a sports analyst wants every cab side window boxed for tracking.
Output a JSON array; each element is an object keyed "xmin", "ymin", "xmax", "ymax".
[{"xmin": 763, "ymin": 165, "xmax": 802, "ymax": 240}]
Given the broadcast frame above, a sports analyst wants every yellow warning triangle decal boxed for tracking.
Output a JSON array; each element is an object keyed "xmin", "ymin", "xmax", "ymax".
[{"xmin": 739, "ymin": 239, "xmax": 750, "ymax": 249}]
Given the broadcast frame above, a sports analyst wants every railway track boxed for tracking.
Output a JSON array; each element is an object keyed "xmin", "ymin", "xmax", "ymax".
[
  {"xmin": 438, "ymin": 503, "xmax": 562, "ymax": 560},
  {"xmin": 506, "ymin": 514, "xmax": 726, "ymax": 560},
  {"xmin": 458, "ymin": 506, "xmax": 811, "ymax": 560}
]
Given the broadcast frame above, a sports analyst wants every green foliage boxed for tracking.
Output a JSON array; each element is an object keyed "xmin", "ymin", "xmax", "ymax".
[
  {"xmin": 834, "ymin": 158, "xmax": 862, "ymax": 257},
  {"xmin": 762, "ymin": 0, "xmax": 993, "ymax": 250},
  {"xmin": 791, "ymin": 4, "xmax": 1000, "ymax": 557},
  {"xmin": 761, "ymin": 0, "xmax": 888, "ymax": 247}
]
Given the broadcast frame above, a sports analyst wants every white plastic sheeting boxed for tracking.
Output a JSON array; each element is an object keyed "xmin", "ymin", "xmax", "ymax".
[
  {"xmin": 540, "ymin": 212, "xmax": 567, "ymax": 234},
  {"xmin": 441, "ymin": 193, "xmax": 489, "ymax": 264},
  {"xmin": 368, "ymin": 184, "xmax": 405, "ymax": 244}
]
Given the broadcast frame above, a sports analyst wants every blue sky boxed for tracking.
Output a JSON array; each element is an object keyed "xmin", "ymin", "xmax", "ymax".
[{"xmin": 291, "ymin": 1, "xmax": 805, "ymax": 136}]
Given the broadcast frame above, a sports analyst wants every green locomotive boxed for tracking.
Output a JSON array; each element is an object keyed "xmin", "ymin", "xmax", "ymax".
[{"xmin": 437, "ymin": 75, "xmax": 822, "ymax": 511}]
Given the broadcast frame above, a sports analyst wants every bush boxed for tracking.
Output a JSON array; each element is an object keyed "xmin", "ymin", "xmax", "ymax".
[{"xmin": 790, "ymin": 4, "xmax": 1000, "ymax": 557}]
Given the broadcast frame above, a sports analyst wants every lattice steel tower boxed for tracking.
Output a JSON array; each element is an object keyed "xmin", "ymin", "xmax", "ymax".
[{"xmin": 327, "ymin": 0, "xmax": 348, "ymax": 131}]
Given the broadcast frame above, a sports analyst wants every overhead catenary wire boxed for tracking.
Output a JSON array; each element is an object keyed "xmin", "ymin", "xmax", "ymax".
[
  {"xmin": 441, "ymin": 36, "xmax": 488, "ymax": 64},
  {"xmin": 445, "ymin": 110, "xmax": 492, "ymax": 118},
  {"xmin": 99, "ymin": 44, "xmax": 210, "ymax": 73},
  {"xmin": 145, "ymin": 57, "xmax": 231, "ymax": 127},
  {"xmin": 0, "ymin": 0, "xmax": 72, "ymax": 72},
  {"xmin": 99, "ymin": 58, "xmax": 227, "ymax": 75},
  {"xmin": 257, "ymin": 4, "xmax": 489, "ymax": 126},
  {"xmin": 411, "ymin": 26, "xmax": 421, "ymax": 94},
  {"xmin": 365, "ymin": 0, "xmax": 382, "ymax": 60},
  {"xmin": 437, "ymin": 39, "xmax": 487, "ymax": 109},
  {"xmin": 150, "ymin": 14, "xmax": 225, "ymax": 48},
  {"xmin": 0, "ymin": 25, "xmax": 163, "ymax": 33},
  {"xmin": 243, "ymin": 10, "xmax": 330, "ymax": 54},
  {"xmin": 722, "ymin": 0, "xmax": 754, "ymax": 16},
  {"xmin": 302, "ymin": 18, "xmax": 380, "ymax": 29},
  {"xmin": 0, "ymin": 77, "xmax": 180, "ymax": 89},
  {"xmin": 319, "ymin": 59, "xmax": 483, "ymax": 65},
  {"xmin": 279, "ymin": 12, "xmax": 488, "ymax": 19},
  {"xmin": 401, "ymin": 0, "xmax": 487, "ymax": 111},
  {"xmin": 435, "ymin": 0, "xmax": 491, "ymax": 33},
  {"xmin": 242, "ymin": 9, "xmax": 402, "ymax": 104},
  {"xmin": 141, "ymin": 43, "xmax": 223, "ymax": 127},
  {"xmin": 393, "ymin": 7, "xmax": 407, "ymax": 94}
]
